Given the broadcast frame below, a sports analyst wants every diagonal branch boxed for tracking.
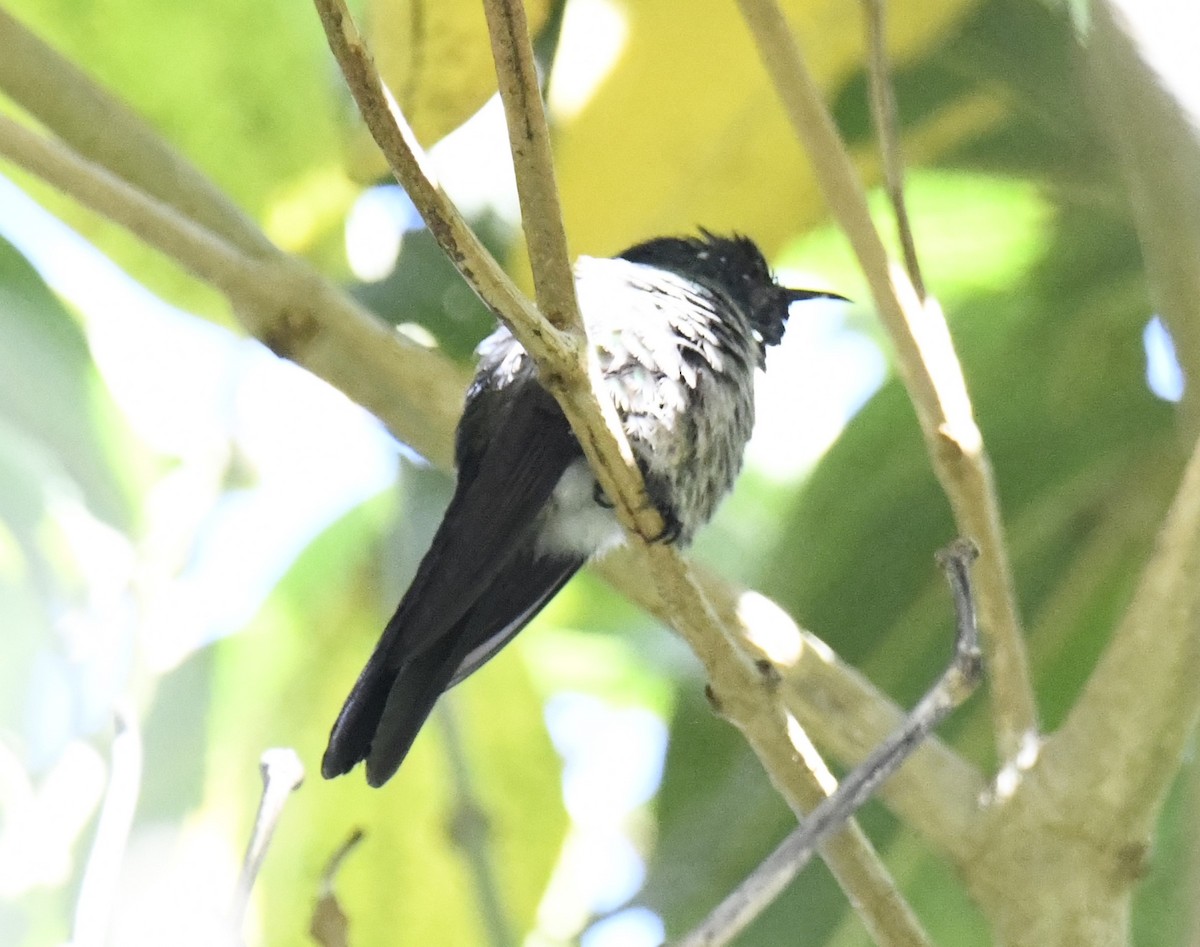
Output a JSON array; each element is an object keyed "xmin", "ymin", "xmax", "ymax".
[
  {"xmin": 735, "ymin": 0, "xmax": 1038, "ymax": 768},
  {"xmin": 0, "ymin": 112, "xmax": 465, "ymax": 472},
  {"xmin": 597, "ymin": 553, "xmax": 987, "ymax": 857},
  {"xmin": 230, "ymin": 748, "xmax": 305, "ymax": 937}
]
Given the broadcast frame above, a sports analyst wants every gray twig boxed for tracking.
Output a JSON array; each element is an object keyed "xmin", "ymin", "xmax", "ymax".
[{"xmin": 678, "ymin": 539, "xmax": 982, "ymax": 947}]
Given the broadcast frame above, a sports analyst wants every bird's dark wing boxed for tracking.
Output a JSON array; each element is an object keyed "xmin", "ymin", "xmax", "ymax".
[
  {"xmin": 322, "ymin": 377, "xmax": 581, "ymax": 782},
  {"xmin": 362, "ymin": 548, "xmax": 581, "ymax": 785},
  {"xmin": 445, "ymin": 546, "xmax": 582, "ymax": 688}
]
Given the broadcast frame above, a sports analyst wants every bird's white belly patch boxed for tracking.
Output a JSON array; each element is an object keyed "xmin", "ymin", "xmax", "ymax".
[{"xmin": 535, "ymin": 459, "xmax": 625, "ymax": 558}]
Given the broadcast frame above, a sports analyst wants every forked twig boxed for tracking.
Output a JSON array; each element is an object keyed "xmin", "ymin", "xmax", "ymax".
[
  {"xmin": 313, "ymin": 0, "xmax": 661, "ymax": 544},
  {"xmin": 679, "ymin": 539, "xmax": 982, "ymax": 947}
]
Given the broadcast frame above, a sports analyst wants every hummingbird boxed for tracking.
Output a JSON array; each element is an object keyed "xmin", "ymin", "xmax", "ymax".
[{"xmin": 322, "ymin": 231, "xmax": 844, "ymax": 786}]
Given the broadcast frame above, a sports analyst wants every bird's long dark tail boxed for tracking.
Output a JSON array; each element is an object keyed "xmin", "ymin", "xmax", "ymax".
[
  {"xmin": 321, "ymin": 634, "xmax": 463, "ymax": 787},
  {"xmin": 322, "ymin": 550, "xmax": 583, "ymax": 786}
]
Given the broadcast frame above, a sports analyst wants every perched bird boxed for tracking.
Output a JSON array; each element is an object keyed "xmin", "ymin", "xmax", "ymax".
[{"xmin": 323, "ymin": 231, "xmax": 843, "ymax": 786}]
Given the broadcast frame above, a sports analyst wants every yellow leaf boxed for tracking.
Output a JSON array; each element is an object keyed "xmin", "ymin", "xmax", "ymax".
[
  {"xmin": 358, "ymin": 0, "xmax": 553, "ymax": 163},
  {"xmin": 548, "ymin": 0, "xmax": 978, "ymax": 259}
]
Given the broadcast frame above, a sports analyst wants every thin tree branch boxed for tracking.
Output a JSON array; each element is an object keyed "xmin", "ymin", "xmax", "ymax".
[
  {"xmin": 0, "ymin": 112, "xmax": 465, "ymax": 471},
  {"xmin": 1004, "ymin": 0, "xmax": 1200, "ymax": 899},
  {"xmin": 861, "ymin": 0, "xmax": 925, "ymax": 300},
  {"xmin": 630, "ymin": 549, "xmax": 932, "ymax": 947},
  {"xmin": 597, "ymin": 554, "xmax": 986, "ymax": 856},
  {"xmin": 735, "ymin": 0, "xmax": 1038, "ymax": 768},
  {"xmin": 953, "ymin": 431, "xmax": 1200, "ymax": 944},
  {"xmin": 230, "ymin": 748, "xmax": 305, "ymax": 936},
  {"xmin": 1085, "ymin": 0, "xmax": 1200, "ymax": 432},
  {"xmin": 678, "ymin": 541, "xmax": 982, "ymax": 947},
  {"xmin": 1044, "ymin": 424, "xmax": 1200, "ymax": 832},
  {"xmin": 482, "ymin": 0, "xmax": 582, "ymax": 334},
  {"xmin": 311, "ymin": 0, "xmax": 576, "ymax": 367}
]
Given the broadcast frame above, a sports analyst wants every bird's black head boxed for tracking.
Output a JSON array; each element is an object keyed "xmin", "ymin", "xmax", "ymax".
[{"xmin": 618, "ymin": 230, "xmax": 843, "ymax": 347}]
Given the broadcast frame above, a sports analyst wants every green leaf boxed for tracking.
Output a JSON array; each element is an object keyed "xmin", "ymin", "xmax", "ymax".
[
  {"xmin": 0, "ymin": 235, "xmax": 138, "ymax": 529},
  {"xmin": 203, "ymin": 480, "xmax": 567, "ymax": 944}
]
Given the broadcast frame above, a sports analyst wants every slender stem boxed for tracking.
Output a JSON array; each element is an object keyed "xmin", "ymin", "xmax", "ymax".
[
  {"xmin": 861, "ymin": 0, "xmax": 925, "ymax": 299},
  {"xmin": 1045, "ymin": 425, "xmax": 1200, "ymax": 830},
  {"xmin": 230, "ymin": 748, "xmax": 305, "ymax": 934},
  {"xmin": 595, "ymin": 555, "xmax": 986, "ymax": 857},
  {"xmin": 71, "ymin": 707, "xmax": 143, "ymax": 947},
  {"xmin": 1019, "ymin": 0, "xmax": 1200, "ymax": 871},
  {"xmin": 310, "ymin": 830, "xmax": 364, "ymax": 947},
  {"xmin": 311, "ymin": 0, "xmax": 577, "ymax": 368},
  {"xmin": 679, "ymin": 541, "xmax": 982, "ymax": 947},
  {"xmin": 735, "ymin": 0, "xmax": 1038, "ymax": 767},
  {"xmin": 1085, "ymin": 0, "xmax": 1200, "ymax": 433},
  {"xmin": 481, "ymin": 0, "xmax": 582, "ymax": 334},
  {"xmin": 639, "ymin": 546, "xmax": 934, "ymax": 947}
]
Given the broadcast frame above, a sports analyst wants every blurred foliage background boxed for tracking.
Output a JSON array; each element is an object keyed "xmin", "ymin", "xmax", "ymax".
[{"xmin": 0, "ymin": 0, "xmax": 1195, "ymax": 945}]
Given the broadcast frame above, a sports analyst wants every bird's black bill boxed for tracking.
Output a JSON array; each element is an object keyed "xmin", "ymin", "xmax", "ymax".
[{"xmin": 785, "ymin": 287, "xmax": 851, "ymax": 305}]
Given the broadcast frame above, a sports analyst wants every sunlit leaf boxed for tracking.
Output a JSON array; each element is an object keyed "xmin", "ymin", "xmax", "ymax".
[
  {"xmin": 362, "ymin": 0, "xmax": 554, "ymax": 153},
  {"xmin": 5, "ymin": 0, "xmax": 349, "ymax": 313},
  {"xmin": 548, "ymin": 0, "xmax": 977, "ymax": 259},
  {"xmin": 0, "ymin": 236, "xmax": 138, "ymax": 528}
]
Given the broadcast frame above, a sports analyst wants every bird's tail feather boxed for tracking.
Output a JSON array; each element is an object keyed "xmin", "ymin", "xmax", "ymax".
[
  {"xmin": 321, "ymin": 634, "xmax": 463, "ymax": 785},
  {"xmin": 321, "ymin": 647, "xmax": 398, "ymax": 780}
]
